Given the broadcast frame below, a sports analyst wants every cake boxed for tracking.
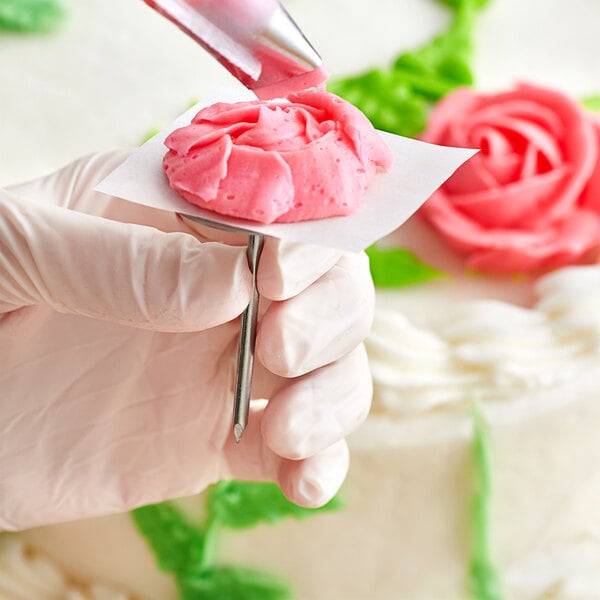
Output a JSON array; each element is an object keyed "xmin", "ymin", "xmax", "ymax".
[{"xmin": 2, "ymin": 0, "xmax": 600, "ymax": 599}]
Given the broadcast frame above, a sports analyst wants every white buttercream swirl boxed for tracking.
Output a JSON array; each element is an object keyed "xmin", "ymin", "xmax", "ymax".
[
  {"xmin": 366, "ymin": 265, "xmax": 600, "ymax": 413},
  {"xmin": 0, "ymin": 536, "xmax": 136, "ymax": 600}
]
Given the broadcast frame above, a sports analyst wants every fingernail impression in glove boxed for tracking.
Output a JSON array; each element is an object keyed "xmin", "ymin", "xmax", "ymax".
[{"xmin": 287, "ymin": 441, "xmax": 350, "ymax": 507}]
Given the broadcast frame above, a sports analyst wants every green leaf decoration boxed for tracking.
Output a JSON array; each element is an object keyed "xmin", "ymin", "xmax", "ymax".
[
  {"xmin": 180, "ymin": 566, "xmax": 291, "ymax": 600},
  {"xmin": 438, "ymin": 0, "xmax": 490, "ymax": 10},
  {"xmin": 131, "ymin": 502, "xmax": 206, "ymax": 575},
  {"xmin": 133, "ymin": 483, "xmax": 344, "ymax": 597},
  {"xmin": 329, "ymin": 0, "xmax": 487, "ymax": 137},
  {"xmin": 469, "ymin": 410, "xmax": 503, "ymax": 600},
  {"xmin": 581, "ymin": 95, "xmax": 600, "ymax": 112},
  {"xmin": 392, "ymin": 1, "xmax": 479, "ymax": 95},
  {"xmin": 0, "ymin": 0, "xmax": 66, "ymax": 33},
  {"xmin": 366, "ymin": 245, "xmax": 446, "ymax": 287},
  {"xmin": 206, "ymin": 481, "xmax": 344, "ymax": 530},
  {"xmin": 329, "ymin": 71, "xmax": 429, "ymax": 138}
]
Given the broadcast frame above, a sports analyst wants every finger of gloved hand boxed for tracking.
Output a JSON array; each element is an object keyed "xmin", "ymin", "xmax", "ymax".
[
  {"xmin": 0, "ymin": 193, "xmax": 252, "ymax": 330},
  {"xmin": 9, "ymin": 151, "xmax": 347, "ymax": 304},
  {"xmin": 280, "ymin": 440, "xmax": 349, "ymax": 508},
  {"xmin": 6, "ymin": 150, "xmax": 133, "ymax": 213},
  {"xmin": 258, "ymin": 238, "xmax": 343, "ymax": 301},
  {"xmin": 222, "ymin": 407, "xmax": 350, "ymax": 508},
  {"xmin": 261, "ymin": 345, "xmax": 372, "ymax": 460},
  {"xmin": 181, "ymin": 218, "xmax": 344, "ymax": 301},
  {"xmin": 8, "ymin": 151, "xmax": 213, "ymax": 239},
  {"xmin": 256, "ymin": 250, "xmax": 374, "ymax": 377}
]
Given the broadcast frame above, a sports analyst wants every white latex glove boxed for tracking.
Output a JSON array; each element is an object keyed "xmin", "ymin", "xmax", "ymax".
[{"xmin": 0, "ymin": 151, "xmax": 374, "ymax": 531}]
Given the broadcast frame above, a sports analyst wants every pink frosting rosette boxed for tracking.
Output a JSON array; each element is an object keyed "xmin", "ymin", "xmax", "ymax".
[
  {"xmin": 420, "ymin": 82, "xmax": 600, "ymax": 273},
  {"xmin": 163, "ymin": 90, "xmax": 392, "ymax": 224}
]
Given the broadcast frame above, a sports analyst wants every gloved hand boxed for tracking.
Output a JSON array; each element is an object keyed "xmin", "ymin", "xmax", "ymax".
[{"xmin": 0, "ymin": 150, "xmax": 374, "ymax": 531}]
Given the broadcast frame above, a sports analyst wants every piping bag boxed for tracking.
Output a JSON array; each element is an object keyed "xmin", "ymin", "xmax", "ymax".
[
  {"xmin": 142, "ymin": 0, "xmax": 328, "ymax": 442},
  {"xmin": 143, "ymin": 0, "xmax": 327, "ymax": 99}
]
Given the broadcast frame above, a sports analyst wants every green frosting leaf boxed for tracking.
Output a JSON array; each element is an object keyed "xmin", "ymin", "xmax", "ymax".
[
  {"xmin": 132, "ymin": 483, "xmax": 344, "ymax": 598},
  {"xmin": 438, "ymin": 0, "xmax": 490, "ymax": 10},
  {"xmin": 392, "ymin": 0, "xmax": 480, "ymax": 94},
  {"xmin": 366, "ymin": 245, "xmax": 446, "ymax": 287},
  {"xmin": 329, "ymin": 71, "xmax": 429, "ymax": 138},
  {"xmin": 206, "ymin": 481, "xmax": 344, "ymax": 530},
  {"xmin": 0, "ymin": 0, "xmax": 66, "ymax": 33},
  {"xmin": 582, "ymin": 95, "xmax": 600, "ymax": 112},
  {"xmin": 132, "ymin": 502, "xmax": 292, "ymax": 600},
  {"xmin": 469, "ymin": 410, "xmax": 503, "ymax": 600},
  {"xmin": 328, "ymin": 0, "xmax": 487, "ymax": 137},
  {"xmin": 180, "ymin": 566, "xmax": 291, "ymax": 600},
  {"xmin": 131, "ymin": 502, "xmax": 206, "ymax": 575}
]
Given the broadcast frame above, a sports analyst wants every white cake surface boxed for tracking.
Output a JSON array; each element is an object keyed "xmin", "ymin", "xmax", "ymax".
[{"xmin": 1, "ymin": 0, "xmax": 600, "ymax": 598}]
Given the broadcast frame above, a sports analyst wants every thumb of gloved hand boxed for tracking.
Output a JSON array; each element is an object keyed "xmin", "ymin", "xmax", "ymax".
[{"xmin": 0, "ymin": 190, "xmax": 252, "ymax": 331}]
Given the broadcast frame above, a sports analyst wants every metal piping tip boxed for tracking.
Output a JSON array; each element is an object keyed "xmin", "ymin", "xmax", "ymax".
[
  {"xmin": 144, "ymin": 0, "xmax": 326, "ymax": 96},
  {"xmin": 260, "ymin": 4, "xmax": 322, "ymax": 70}
]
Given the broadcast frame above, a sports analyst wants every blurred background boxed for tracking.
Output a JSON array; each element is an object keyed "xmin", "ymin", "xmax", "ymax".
[{"xmin": 1, "ymin": 0, "xmax": 599, "ymax": 187}]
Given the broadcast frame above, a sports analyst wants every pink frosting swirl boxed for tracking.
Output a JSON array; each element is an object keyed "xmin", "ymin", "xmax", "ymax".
[
  {"xmin": 163, "ymin": 91, "xmax": 392, "ymax": 224},
  {"xmin": 420, "ymin": 83, "xmax": 600, "ymax": 274}
]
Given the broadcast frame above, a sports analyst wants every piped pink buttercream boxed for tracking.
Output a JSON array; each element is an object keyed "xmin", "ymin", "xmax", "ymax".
[
  {"xmin": 420, "ymin": 83, "xmax": 600, "ymax": 274},
  {"xmin": 163, "ymin": 90, "xmax": 392, "ymax": 224}
]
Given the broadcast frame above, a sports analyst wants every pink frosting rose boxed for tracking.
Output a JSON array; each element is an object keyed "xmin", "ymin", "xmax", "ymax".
[
  {"xmin": 420, "ymin": 82, "xmax": 600, "ymax": 273},
  {"xmin": 163, "ymin": 90, "xmax": 392, "ymax": 224}
]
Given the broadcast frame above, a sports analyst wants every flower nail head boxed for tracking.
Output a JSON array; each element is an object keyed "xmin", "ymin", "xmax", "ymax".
[
  {"xmin": 162, "ymin": 91, "xmax": 392, "ymax": 224},
  {"xmin": 420, "ymin": 82, "xmax": 600, "ymax": 274}
]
